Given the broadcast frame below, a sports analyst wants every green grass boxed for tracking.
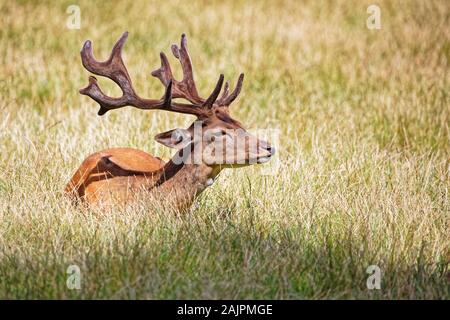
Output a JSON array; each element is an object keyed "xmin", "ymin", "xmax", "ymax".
[{"xmin": 0, "ymin": 0, "xmax": 449, "ymax": 299}]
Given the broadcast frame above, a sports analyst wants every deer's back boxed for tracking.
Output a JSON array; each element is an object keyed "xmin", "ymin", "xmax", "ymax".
[{"xmin": 65, "ymin": 148, "xmax": 165, "ymax": 205}]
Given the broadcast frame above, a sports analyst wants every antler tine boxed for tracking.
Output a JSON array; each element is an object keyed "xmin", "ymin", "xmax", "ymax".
[
  {"xmin": 203, "ymin": 74, "xmax": 224, "ymax": 108},
  {"xmin": 151, "ymin": 52, "xmax": 173, "ymax": 87},
  {"xmin": 219, "ymin": 81, "xmax": 230, "ymax": 101},
  {"xmin": 217, "ymin": 73, "xmax": 244, "ymax": 107},
  {"xmin": 171, "ymin": 34, "xmax": 202, "ymax": 103},
  {"xmin": 80, "ymin": 32, "xmax": 134, "ymax": 96},
  {"xmin": 151, "ymin": 51, "xmax": 194, "ymax": 102},
  {"xmin": 152, "ymin": 34, "xmax": 212, "ymax": 106}
]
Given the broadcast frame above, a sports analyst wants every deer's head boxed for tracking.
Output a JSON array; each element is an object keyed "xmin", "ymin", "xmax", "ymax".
[{"xmin": 80, "ymin": 32, "xmax": 274, "ymax": 169}]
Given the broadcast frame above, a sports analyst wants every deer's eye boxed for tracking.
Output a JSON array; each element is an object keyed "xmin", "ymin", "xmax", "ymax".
[
  {"xmin": 207, "ymin": 129, "xmax": 229, "ymax": 142},
  {"xmin": 212, "ymin": 130, "xmax": 226, "ymax": 137}
]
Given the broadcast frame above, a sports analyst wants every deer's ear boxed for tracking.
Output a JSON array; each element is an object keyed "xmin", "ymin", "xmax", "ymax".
[{"xmin": 155, "ymin": 128, "xmax": 191, "ymax": 149}]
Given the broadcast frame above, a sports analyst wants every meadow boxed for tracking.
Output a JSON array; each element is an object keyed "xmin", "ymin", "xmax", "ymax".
[{"xmin": 0, "ymin": 0, "xmax": 448, "ymax": 299}]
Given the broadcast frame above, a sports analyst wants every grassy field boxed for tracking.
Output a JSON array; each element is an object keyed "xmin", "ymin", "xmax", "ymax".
[{"xmin": 0, "ymin": 0, "xmax": 448, "ymax": 299}]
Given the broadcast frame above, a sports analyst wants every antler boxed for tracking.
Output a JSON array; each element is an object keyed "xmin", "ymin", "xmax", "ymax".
[
  {"xmin": 151, "ymin": 34, "xmax": 203, "ymax": 105},
  {"xmin": 80, "ymin": 32, "xmax": 238, "ymax": 117},
  {"xmin": 152, "ymin": 34, "xmax": 242, "ymax": 111},
  {"xmin": 80, "ymin": 32, "xmax": 176, "ymax": 116},
  {"xmin": 216, "ymin": 73, "xmax": 244, "ymax": 107}
]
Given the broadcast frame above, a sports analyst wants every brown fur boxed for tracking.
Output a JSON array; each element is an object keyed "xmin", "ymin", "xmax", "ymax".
[
  {"xmin": 65, "ymin": 147, "xmax": 221, "ymax": 210},
  {"xmin": 65, "ymin": 148, "xmax": 164, "ymax": 203}
]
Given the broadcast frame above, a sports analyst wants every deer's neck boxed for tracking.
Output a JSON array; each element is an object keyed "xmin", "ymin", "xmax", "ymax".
[{"xmin": 152, "ymin": 157, "xmax": 221, "ymax": 211}]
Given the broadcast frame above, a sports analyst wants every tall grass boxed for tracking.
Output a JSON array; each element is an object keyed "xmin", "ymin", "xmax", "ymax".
[{"xmin": 0, "ymin": 0, "xmax": 448, "ymax": 299}]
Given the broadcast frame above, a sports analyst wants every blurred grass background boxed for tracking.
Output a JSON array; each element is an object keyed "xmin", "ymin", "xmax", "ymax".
[{"xmin": 0, "ymin": 0, "xmax": 448, "ymax": 298}]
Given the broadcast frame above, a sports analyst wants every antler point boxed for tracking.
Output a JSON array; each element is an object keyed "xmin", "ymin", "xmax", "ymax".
[
  {"xmin": 97, "ymin": 107, "xmax": 108, "ymax": 116},
  {"xmin": 81, "ymin": 40, "xmax": 92, "ymax": 53},
  {"xmin": 180, "ymin": 34, "xmax": 187, "ymax": 48}
]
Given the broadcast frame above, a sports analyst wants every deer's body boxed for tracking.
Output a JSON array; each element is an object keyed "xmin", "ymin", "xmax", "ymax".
[
  {"xmin": 65, "ymin": 148, "xmax": 164, "ymax": 204},
  {"xmin": 67, "ymin": 32, "xmax": 274, "ymax": 211},
  {"xmin": 66, "ymin": 147, "xmax": 220, "ymax": 209}
]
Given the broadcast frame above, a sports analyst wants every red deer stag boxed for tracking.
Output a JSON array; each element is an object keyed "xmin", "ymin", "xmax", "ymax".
[{"xmin": 65, "ymin": 32, "xmax": 275, "ymax": 210}]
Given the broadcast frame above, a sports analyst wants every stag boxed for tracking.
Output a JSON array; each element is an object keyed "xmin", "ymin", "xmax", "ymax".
[{"xmin": 66, "ymin": 32, "xmax": 274, "ymax": 210}]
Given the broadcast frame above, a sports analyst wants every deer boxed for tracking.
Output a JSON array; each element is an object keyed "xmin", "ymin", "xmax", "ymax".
[{"xmin": 65, "ymin": 32, "xmax": 275, "ymax": 211}]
